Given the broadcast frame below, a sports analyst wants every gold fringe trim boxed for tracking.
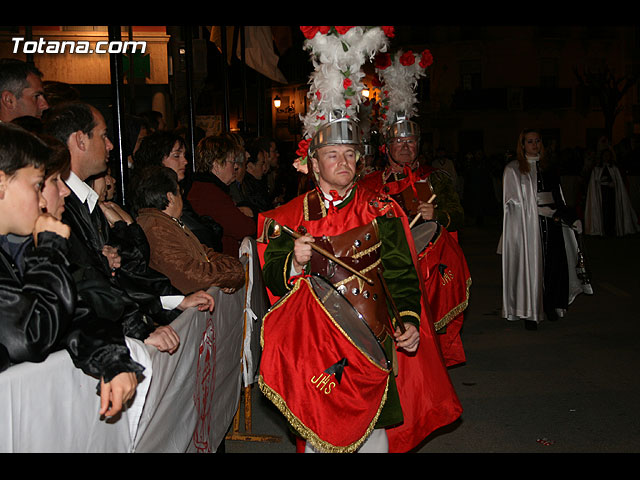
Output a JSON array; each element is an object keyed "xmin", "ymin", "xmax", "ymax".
[
  {"xmin": 258, "ymin": 373, "xmax": 389, "ymax": 453},
  {"xmin": 433, "ymin": 277, "xmax": 472, "ymax": 331}
]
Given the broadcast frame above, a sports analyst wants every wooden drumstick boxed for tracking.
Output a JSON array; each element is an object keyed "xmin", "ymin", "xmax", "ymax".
[
  {"xmin": 409, "ymin": 193, "xmax": 437, "ymax": 228},
  {"xmin": 279, "ymin": 224, "xmax": 375, "ymax": 286}
]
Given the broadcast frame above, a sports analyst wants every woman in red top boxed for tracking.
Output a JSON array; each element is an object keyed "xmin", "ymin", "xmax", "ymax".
[{"xmin": 187, "ymin": 135, "xmax": 256, "ymax": 256}]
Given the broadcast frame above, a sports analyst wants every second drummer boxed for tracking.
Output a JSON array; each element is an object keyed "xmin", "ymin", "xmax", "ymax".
[{"xmin": 359, "ymin": 49, "xmax": 471, "ymax": 367}]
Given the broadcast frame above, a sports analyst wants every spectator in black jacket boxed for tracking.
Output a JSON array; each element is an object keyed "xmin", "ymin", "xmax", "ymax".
[{"xmin": 0, "ymin": 123, "xmax": 74, "ymax": 372}]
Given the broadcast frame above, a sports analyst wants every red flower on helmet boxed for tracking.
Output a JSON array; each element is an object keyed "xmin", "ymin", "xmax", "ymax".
[
  {"xmin": 334, "ymin": 26, "xmax": 354, "ymax": 35},
  {"xmin": 345, "ymin": 99, "xmax": 352, "ymax": 108},
  {"xmin": 343, "ymin": 78, "xmax": 352, "ymax": 89},
  {"xmin": 300, "ymin": 26, "xmax": 331, "ymax": 39},
  {"xmin": 296, "ymin": 138, "xmax": 312, "ymax": 158},
  {"xmin": 400, "ymin": 50, "xmax": 415, "ymax": 66},
  {"xmin": 419, "ymin": 49, "xmax": 434, "ymax": 68},
  {"xmin": 375, "ymin": 52, "xmax": 391, "ymax": 70},
  {"xmin": 382, "ymin": 26, "xmax": 395, "ymax": 38}
]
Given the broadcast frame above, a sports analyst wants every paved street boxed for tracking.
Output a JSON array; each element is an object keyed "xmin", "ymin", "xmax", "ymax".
[{"xmin": 225, "ymin": 216, "xmax": 640, "ymax": 453}]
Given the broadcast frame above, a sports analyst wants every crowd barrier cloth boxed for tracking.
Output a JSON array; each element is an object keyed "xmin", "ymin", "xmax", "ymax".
[{"xmin": 0, "ymin": 276, "xmax": 248, "ymax": 453}]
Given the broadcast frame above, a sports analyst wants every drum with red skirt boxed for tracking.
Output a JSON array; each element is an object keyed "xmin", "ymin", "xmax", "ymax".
[
  {"xmin": 411, "ymin": 221, "xmax": 471, "ymax": 367},
  {"xmin": 258, "ymin": 274, "xmax": 391, "ymax": 453}
]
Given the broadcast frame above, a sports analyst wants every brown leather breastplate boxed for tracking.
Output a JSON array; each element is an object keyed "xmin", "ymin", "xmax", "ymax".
[{"xmin": 306, "ymin": 191, "xmax": 390, "ymax": 340}]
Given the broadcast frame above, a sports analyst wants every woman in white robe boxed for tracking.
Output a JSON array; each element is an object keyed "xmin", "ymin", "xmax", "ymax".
[
  {"xmin": 584, "ymin": 147, "xmax": 640, "ymax": 236},
  {"xmin": 499, "ymin": 129, "xmax": 586, "ymax": 330}
]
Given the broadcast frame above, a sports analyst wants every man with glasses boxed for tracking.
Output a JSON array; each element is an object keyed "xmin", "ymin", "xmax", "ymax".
[{"xmin": 361, "ymin": 130, "xmax": 464, "ymax": 234}]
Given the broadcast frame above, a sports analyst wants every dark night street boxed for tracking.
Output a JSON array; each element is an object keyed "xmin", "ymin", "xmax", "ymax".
[{"xmin": 226, "ymin": 215, "xmax": 640, "ymax": 454}]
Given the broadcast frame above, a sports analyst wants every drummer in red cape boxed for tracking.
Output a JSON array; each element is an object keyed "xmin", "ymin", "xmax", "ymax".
[
  {"xmin": 359, "ymin": 49, "xmax": 471, "ymax": 367},
  {"xmin": 256, "ymin": 27, "xmax": 461, "ymax": 454}
]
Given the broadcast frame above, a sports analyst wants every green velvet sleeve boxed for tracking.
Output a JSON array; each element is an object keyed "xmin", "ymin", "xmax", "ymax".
[
  {"xmin": 377, "ymin": 215, "xmax": 422, "ymax": 328},
  {"xmin": 262, "ymin": 229, "xmax": 300, "ymax": 297},
  {"xmin": 430, "ymin": 170, "xmax": 464, "ymax": 232}
]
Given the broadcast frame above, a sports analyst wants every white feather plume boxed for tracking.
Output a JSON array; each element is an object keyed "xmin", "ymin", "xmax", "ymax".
[
  {"xmin": 376, "ymin": 50, "xmax": 429, "ymax": 127},
  {"xmin": 301, "ymin": 26, "xmax": 390, "ymax": 140}
]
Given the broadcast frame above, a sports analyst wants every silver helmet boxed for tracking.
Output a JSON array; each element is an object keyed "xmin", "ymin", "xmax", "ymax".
[
  {"xmin": 384, "ymin": 114, "xmax": 420, "ymax": 143},
  {"xmin": 309, "ymin": 112, "xmax": 362, "ymax": 158}
]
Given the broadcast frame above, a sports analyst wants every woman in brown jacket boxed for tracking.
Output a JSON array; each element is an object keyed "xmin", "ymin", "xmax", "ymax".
[{"xmin": 131, "ymin": 165, "xmax": 245, "ymax": 295}]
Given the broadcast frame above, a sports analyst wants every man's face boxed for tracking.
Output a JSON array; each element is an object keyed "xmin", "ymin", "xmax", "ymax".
[
  {"xmin": 247, "ymin": 156, "xmax": 265, "ymax": 180},
  {"xmin": 0, "ymin": 165, "xmax": 46, "ymax": 236},
  {"xmin": 311, "ymin": 144, "xmax": 358, "ymax": 195},
  {"xmin": 14, "ymin": 73, "xmax": 49, "ymax": 119},
  {"xmin": 82, "ymin": 109, "xmax": 113, "ymax": 179},
  {"xmin": 388, "ymin": 136, "xmax": 418, "ymax": 165},
  {"xmin": 162, "ymin": 141, "xmax": 188, "ymax": 181}
]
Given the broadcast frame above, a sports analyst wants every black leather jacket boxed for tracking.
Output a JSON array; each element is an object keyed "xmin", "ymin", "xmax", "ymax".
[
  {"xmin": 0, "ymin": 232, "xmax": 144, "ymax": 382},
  {"xmin": 0, "ymin": 232, "xmax": 76, "ymax": 373}
]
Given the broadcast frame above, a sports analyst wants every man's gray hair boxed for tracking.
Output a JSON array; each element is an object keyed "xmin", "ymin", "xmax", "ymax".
[{"xmin": 0, "ymin": 59, "xmax": 43, "ymax": 99}]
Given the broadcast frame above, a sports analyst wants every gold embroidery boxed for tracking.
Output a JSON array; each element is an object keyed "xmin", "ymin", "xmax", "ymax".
[
  {"xmin": 433, "ymin": 277, "xmax": 472, "ymax": 331},
  {"xmin": 310, "ymin": 372, "xmax": 336, "ymax": 395},
  {"xmin": 441, "ymin": 268, "xmax": 455, "ymax": 286}
]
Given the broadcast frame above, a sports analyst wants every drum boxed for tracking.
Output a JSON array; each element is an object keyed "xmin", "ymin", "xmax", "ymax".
[
  {"xmin": 411, "ymin": 220, "xmax": 440, "ymax": 257},
  {"xmin": 258, "ymin": 274, "xmax": 391, "ymax": 453}
]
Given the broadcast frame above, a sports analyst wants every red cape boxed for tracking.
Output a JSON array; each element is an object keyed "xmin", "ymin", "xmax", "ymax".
[{"xmin": 257, "ymin": 186, "xmax": 462, "ymax": 452}]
